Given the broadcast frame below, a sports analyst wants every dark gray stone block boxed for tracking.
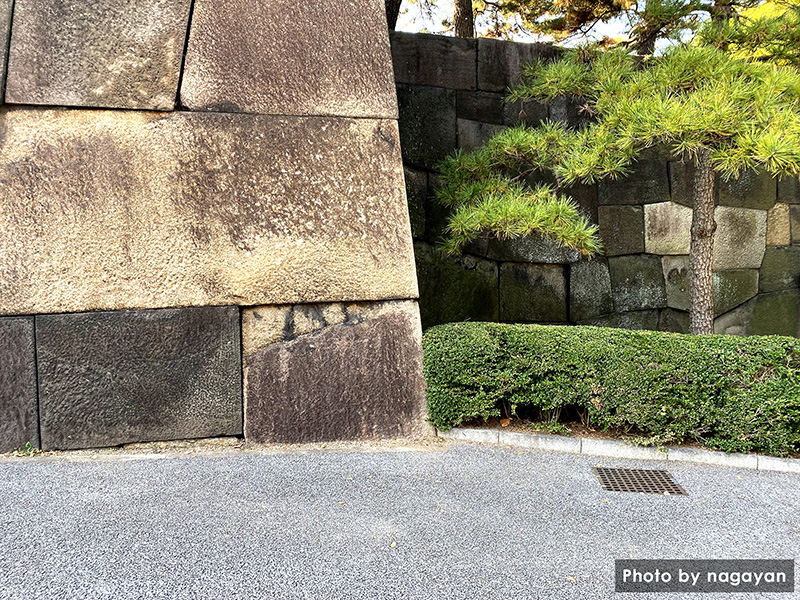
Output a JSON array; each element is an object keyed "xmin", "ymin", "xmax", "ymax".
[
  {"xmin": 458, "ymin": 119, "xmax": 506, "ymax": 152},
  {"xmin": 36, "ymin": 306, "xmax": 242, "ymax": 450},
  {"xmin": 391, "ymin": 31, "xmax": 476, "ymax": 90},
  {"xmin": 456, "ymin": 90, "xmax": 505, "ymax": 125},
  {"xmin": 244, "ymin": 305, "xmax": 428, "ymax": 443},
  {"xmin": 668, "ymin": 160, "xmax": 697, "ymax": 207},
  {"xmin": 548, "ymin": 96, "xmax": 588, "ymax": 126},
  {"xmin": 597, "ymin": 206, "xmax": 644, "ymax": 256},
  {"xmin": 502, "ymin": 99, "xmax": 548, "ymax": 127},
  {"xmin": 0, "ymin": 317, "xmax": 39, "ymax": 452},
  {"xmin": 760, "ymin": 247, "xmax": 800, "ymax": 292},
  {"xmin": 477, "ymin": 38, "xmax": 558, "ymax": 93},
  {"xmin": 658, "ymin": 308, "xmax": 690, "ymax": 334},
  {"xmin": 718, "ymin": 171, "xmax": 776, "ymax": 210},
  {"xmin": 181, "ymin": 0, "xmax": 396, "ymax": 117},
  {"xmin": 751, "ymin": 291, "xmax": 800, "ymax": 337},
  {"xmin": 778, "ymin": 176, "xmax": 800, "ymax": 204},
  {"xmin": 792, "ymin": 206, "xmax": 800, "ymax": 245},
  {"xmin": 415, "ymin": 242, "xmax": 499, "ymax": 328},
  {"xmin": 5, "ymin": 0, "xmax": 191, "ymax": 110},
  {"xmin": 569, "ymin": 258, "xmax": 613, "ymax": 322},
  {"xmin": 0, "ymin": 0, "xmax": 11, "ymax": 103},
  {"xmin": 398, "ymin": 84, "xmax": 457, "ymax": 170},
  {"xmin": 599, "ymin": 151, "xmax": 669, "ymax": 206},
  {"xmin": 581, "ymin": 310, "xmax": 659, "ymax": 331},
  {"xmin": 713, "ymin": 269, "xmax": 759, "ymax": 316},
  {"xmin": 404, "ymin": 166, "xmax": 427, "ymax": 239},
  {"xmin": 471, "ymin": 234, "xmax": 581, "ymax": 264},
  {"xmin": 608, "ymin": 255, "xmax": 667, "ymax": 312},
  {"xmin": 499, "ymin": 263, "xmax": 567, "ymax": 323}
]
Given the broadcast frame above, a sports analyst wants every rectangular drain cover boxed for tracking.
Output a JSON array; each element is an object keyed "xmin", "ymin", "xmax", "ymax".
[{"xmin": 592, "ymin": 467, "xmax": 687, "ymax": 495}]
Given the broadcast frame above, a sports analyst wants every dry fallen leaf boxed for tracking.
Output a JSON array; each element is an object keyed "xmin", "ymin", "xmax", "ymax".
[
  {"xmin": 500, "ymin": 418, "xmax": 511, "ymax": 427},
  {"xmin": 390, "ymin": 542, "xmax": 397, "ymax": 548}
]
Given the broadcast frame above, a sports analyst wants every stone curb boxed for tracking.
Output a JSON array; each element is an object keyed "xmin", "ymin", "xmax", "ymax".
[{"xmin": 436, "ymin": 427, "xmax": 800, "ymax": 474}]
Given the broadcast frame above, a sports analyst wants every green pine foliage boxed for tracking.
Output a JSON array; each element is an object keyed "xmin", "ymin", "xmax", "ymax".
[{"xmin": 424, "ymin": 322, "xmax": 800, "ymax": 456}]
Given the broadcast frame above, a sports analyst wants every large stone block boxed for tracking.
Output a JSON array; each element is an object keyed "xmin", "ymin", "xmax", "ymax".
[
  {"xmin": 414, "ymin": 242, "xmax": 499, "ymax": 328},
  {"xmin": 661, "ymin": 255, "xmax": 690, "ymax": 311},
  {"xmin": 5, "ymin": 0, "xmax": 191, "ymax": 110},
  {"xmin": 404, "ymin": 166, "xmax": 427, "ymax": 239},
  {"xmin": 608, "ymin": 255, "xmax": 667, "ymax": 312},
  {"xmin": 243, "ymin": 300, "xmax": 429, "ymax": 443},
  {"xmin": 712, "ymin": 207, "xmax": 767, "ymax": 270},
  {"xmin": 456, "ymin": 90, "xmax": 505, "ymax": 125},
  {"xmin": 759, "ymin": 247, "xmax": 800, "ymax": 292},
  {"xmin": 397, "ymin": 84, "xmax": 457, "ymax": 170},
  {"xmin": 581, "ymin": 310, "xmax": 659, "ymax": 331},
  {"xmin": 36, "ymin": 306, "xmax": 242, "ymax": 450},
  {"xmin": 499, "ymin": 263, "xmax": 567, "ymax": 323},
  {"xmin": 778, "ymin": 176, "xmax": 800, "ymax": 204},
  {"xmin": 598, "ymin": 151, "xmax": 669, "ymax": 206},
  {"xmin": 668, "ymin": 160, "xmax": 696, "ymax": 207},
  {"xmin": 468, "ymin": 234, "xmax": 581, "ymax": 264},
  {"xmin": 658, "ymin": 308, "xmax": 689, "ymax": 334},
  {"xmin": 751, "ymin": 291, "xmax": 800, "ymax": 337},
  {"xmin": 644, "ymin": 202, "xmax": 693, "ymax": 255},
  {"xmin": 477, "ymin": 38, "xmax": 558, "ymax": 93},
  {"xmin": 597, "ymin": 206, "xmax": 644, "ymax": 256},
  {"xmin": 714, "ymin": 300, "xmax": 754, "ymax": 336},
  {"xmin": 391, "ymin": 31, "xmax": 476, "ymax": 90},
  {"xmin": 0, "ymin": 317, "xmax": 39, "ymax": 452},
  {"xmin": 718, "ymin": 171, "xmax": 776, "ymax": 210},
  {"xmin": 569, "ymin": 258, "xmax": 613, "ymax": 322},
  {"xmin": 713, "ymin": 270, "xmax": 759, "ymax": 316},
  {"xmin": 180, "ymin": 0, "xmax": 396, "ymax": 118},
  {"xmin": 0, "ymin": 0, "xmax": 11, "ymax": 102},
  {"xmin": 457, "ymin": 118, "xmax": 506, "ymax": 151},
  {"xmin": 766, "ymin": 203, "xmax": 791, "ymax": 246},
  {"xmin": 0, "ymin": 109, "xmax": 417, "ymax": 315},
  {"xmin": 502, "ymin": 98, "xmax": 548, "ymax": 127}
]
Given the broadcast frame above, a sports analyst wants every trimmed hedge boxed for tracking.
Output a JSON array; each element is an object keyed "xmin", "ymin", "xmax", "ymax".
[{"xmin": 423, "ymin": 323, "xmax": 800, "ymax": 456}]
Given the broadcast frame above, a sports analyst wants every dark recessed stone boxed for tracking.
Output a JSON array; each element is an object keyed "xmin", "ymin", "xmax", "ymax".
[
  {"xmin": 608, "ymin": 255, "xmax": 667, "ymax": 312},
  {"xmin": 750, "ymin": 291, "xmax": 800, "ymax": 337},
  {"xmin": 569, "ymin": 258, "xmax": 613, "ymax": 322},
  {"xmin": 456, "ymin": 90, "xmax": 505, "ymax": 125},
  {"xmin": 718, "ymin": 171, "xmax": 776, "ymax": 210},
  {"xmin": 598, "ymin": 151, "xmax": 669, "ymax": 206},
  {"xmin": 397, "ymin": 84, "xmax": 457, "ymax": 170},
  {"xmin": 598, "ymin": 206, "xmax": 644, "ymax": 256},
  {"xmin": 499, "ymin": 263, "xmax": 567, "ymax": 323},
  {"xmin": 760, "ymin": 247, "xmax": 800, "ymax": 292},
  {"xmin": 404, "ymin": 166, "xmax": 428, "ymax": 239},
  {"xmin": 244, "ymin": 303, "xmax": 428, "ymax": 443},
  {"xmin": 658, "ymin": 308, "xmax": 690, "ymax": 334},
  {"xmin": 391, "ymin": 31, "xmax": 476, "ymax": 91},
  {"xmin": 778, "ymin": 176, "xmax": 800, "ymax": 204},
  {"xmin": 5, "ymin": 0, "xmax": 191, "ymax": 110},
  {"xmin": 181, "ymin": 0, "xmax": 396, "ymax": 117},
  {"xmin": 36, "ymin": 306, "xmax": 242, "ymax": 450},
  {"xmin": 0, "ymin": 317, "xmax": 39, "ymax": 452},
  {"xmin": 477, "ymin": 38, "xmax": 558, "ymax": 93},
  {"xmin": 457, "ymin": 118, "xmax": 506, "ymax": 152}
]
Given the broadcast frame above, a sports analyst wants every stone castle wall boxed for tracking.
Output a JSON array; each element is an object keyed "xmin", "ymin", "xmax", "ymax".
[
  {"xmin": 391, "ymin": 31, "xmax": 800, "ymax": 337},
  {"xmin": 0, "ymin": 0, "xmax": 428, "ymax": 452}
]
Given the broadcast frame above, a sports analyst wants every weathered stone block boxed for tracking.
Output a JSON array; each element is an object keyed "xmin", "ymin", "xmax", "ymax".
[
  {"xmin": 0, "ymin": 109, "xmax": 417, "ymax": 315},
  {"xmin": 457, "ymin": 119, "xmax": 506, "ymax": 152},
  {"xmin": 5, "ymin": 0, "xmax": 191, "ymax": 110},
  {"xmin": 244, "ymin": 300, "xmax": 428, "ymax": 443},
  {"xmin": 404, "ymin": 166, "xmax": 427, "ymax": 239},
  {"xmin": 456, "ymin": 91, "xmax": 505, "ymax": 125},
  {"xmin": 608, "ymin": 255, "xmax": 667, "ymax": 312},
  {"xmin": 477, "ymin": 38, "xmax": 557, "ymax": 93},
  {"xmin": 36, "ymin": 306, "xmax": 242, "ymax": 450},
  {"xmin": 181, "ymin": 0, "xmax": 396, "ymax": 117},
  {"xmin": 0, "ymin": 317, "xmax": 39, "ymax": 452},
  {"xmin": 712, "ymin": 207, "xmax": 767, "ymax": 270},
  {"xmin": 581, "ymin": 310, "xmax": 659, "ymax": 331},
  {"xmin": 778, "ymin": 176, "xmax": 800, "ymax": 204},
  {"xmin": 598, "ymin": 206, "xmax": 644, "ymax": 256},
  {"xmin": 391, "ymin": 31, "xmax": 476, "ymax": 90},
  {"xmin": 644, "ymin": 201, "xmax": 693, "ymax": 255},
  {"xmin": 499, "ymin": 263, "xmax": 567, "ymax": 323},
  {"xmin": 599, "ymin": 151, "xmax": 669, "ymax": 206},
  {"xmin": 668, "ymin": 160, "xmax": 696, "ymax": 207},
  {"xmin": 751, "ymin": 291, "xmax": 800, "ymax": 337},
  {"xmin": 759, "ymin": 247, "xmax": 800, "ymax": 292},
  {"xmin": 414, "ymin": 242, "xmax": 498, "ymax": 328},
  {"xmin": 0, "ymin": 0, "xmax": 11, "ymax": 102},
  {"xmin": 548, "ymin": 96, "xmax": 588, "ymax": 127},
  {"xmin": 661, "ymin": 255, "xmax": 690, "ymax": 312},
  {"xmin": 714, "ymin": 300, "xmax": 754, "ymax": 336},
  {"xmin": 766, "ymin": 203, "xmax": 791, "ymax": 246},
  {"xmin": 713, "ymin": 270, "xmax": 759, "ymax": 316},
  {"xmin": 397, "ymin": 84, "xmax": 457, "ymax": 170},
  {"xmin": 658, "ymin": 308, "xmax": 689, "ymax": 334},
  {"xmin": 470, "ymin": 234, "xmax": 581, "ymax": 264},
  {"xmin": 792, "ymin": 206, "xmax": 800, "ymax": 245},
  {"xmin": 718, "ymin": 171, "xmax": 776, "ymax": 210},
  {"xmin": 502, "ymin": 99, "xmax": 548, "ymax": 127},
  {"xmin": 569, "ymin": 258, "xmax": 613, "ymax": 322}
]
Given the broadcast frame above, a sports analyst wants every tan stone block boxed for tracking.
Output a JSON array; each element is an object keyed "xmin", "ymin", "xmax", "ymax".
[
  {"xmin": 644, "ymin": 201, "xmax": 692, "ymax": 255},
  {"xmin": 242, "ymin": 306, "xmax": 290, "ymax": 356},
  {"xmin": 712, "ymin": 207, "xmax": 767, "ymax": 270},
  {"xmin": 766, "ymin": 203, "xmax": 791, "ymax": 246},
  {"xmin": 180, "ymin": 0, "xmax": 397, "ymax": 118},
  {"xmin": 0, "ymin": 108, "xmax": 418, "ymax": 315}
]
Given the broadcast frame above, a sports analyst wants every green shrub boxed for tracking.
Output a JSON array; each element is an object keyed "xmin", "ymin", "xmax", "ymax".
[{"xmin": 423, "ymin": 323, "xmax": 800, "ymax": 456}]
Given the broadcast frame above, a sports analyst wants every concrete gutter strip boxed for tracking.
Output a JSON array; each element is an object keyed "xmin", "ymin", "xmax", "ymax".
[{"xmin": 437, "ymin": 427, "xmax": 800, "ymax": 474}]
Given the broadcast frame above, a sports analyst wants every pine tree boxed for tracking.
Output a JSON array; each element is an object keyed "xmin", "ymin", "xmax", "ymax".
[{"xmin": 438, "ymin": 44, "xmax": 800, "ymax": 333}]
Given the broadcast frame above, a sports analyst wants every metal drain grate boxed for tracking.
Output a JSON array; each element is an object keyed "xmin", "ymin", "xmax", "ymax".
[{"xmin": 592, "ymin": 467, "xmax": 687, "ymax": 495}]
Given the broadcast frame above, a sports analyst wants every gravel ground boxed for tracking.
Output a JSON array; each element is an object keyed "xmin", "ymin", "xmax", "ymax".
[{"xmin": 1, "ymin": 440, "xmax": 798, "ymax": 600}]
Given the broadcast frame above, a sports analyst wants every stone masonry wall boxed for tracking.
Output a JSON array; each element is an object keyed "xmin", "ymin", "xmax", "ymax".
[
  {"xmin": 0, "ymin": 1, "xmax": 428, "ymax": 451},
  {"xmin": 391, "ymin": 31, "xmax": 800, "ymax": 338}
]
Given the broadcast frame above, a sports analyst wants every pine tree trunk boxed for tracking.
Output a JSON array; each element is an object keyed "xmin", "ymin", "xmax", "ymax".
[
  {"xmin": 689, "ymin": 148, "xmax": 717, "ymax": 335},
  {"xmin": 385, "ymin": 0, "xmax": 402, "ymax": 30},
  {"xmin": 454, "ymin": 0, "xmax": 474, "ymax": 38}
]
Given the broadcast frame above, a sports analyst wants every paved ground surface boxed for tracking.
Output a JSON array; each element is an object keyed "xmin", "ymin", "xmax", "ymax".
[{"xmin": 1, "ymin": 440, "xmax": 798, "ymax": 600}]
